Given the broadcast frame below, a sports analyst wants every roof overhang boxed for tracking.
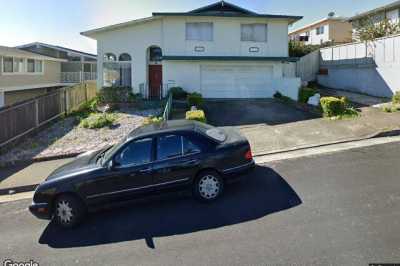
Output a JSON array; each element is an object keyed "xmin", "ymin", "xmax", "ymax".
[
  {"xmin": 163, "ymin": 55, "xmax": 299, "ymax": 62},
  {"xmin": 348, "ymin": 0, "xmax": 400, "ymax": 22},
  {"xmin": 0, "ymin": 46, "xmax": 67, "ymax": 62},
  {"xmin": 17, "ymin": 42, "xmax": 97, "ymax": 58},
  {"xmin": 81, "ymin": 1, "xmax": 302, "ymax": 38}
]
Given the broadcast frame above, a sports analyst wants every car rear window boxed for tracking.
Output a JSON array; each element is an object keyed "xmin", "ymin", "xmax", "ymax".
[{"xmin": 205, "ymin": 128, "xmax": 226, "ymax": 142}]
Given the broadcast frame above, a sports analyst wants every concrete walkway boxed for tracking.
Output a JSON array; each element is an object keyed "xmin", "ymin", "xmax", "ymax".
[
  {"xmin": 239, "ymin": 106, "xmax": 400, "ymax": 156},
  {"xmin": 318, "ymin": 87, "xmax": 390, "ymax": 106}
]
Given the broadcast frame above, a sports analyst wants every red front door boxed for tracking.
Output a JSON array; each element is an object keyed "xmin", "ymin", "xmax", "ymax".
[{"xmin": 149, "ymin": 65, "xmax": 162, "ymax": 99}]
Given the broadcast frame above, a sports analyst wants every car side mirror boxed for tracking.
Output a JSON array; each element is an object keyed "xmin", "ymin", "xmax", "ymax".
[{"xmin": 107, "ymin": 160, "xmax": 115, "ymax": 171}]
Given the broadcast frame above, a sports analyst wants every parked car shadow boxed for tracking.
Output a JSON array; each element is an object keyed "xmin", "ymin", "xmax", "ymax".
[
  {"xmin": 39, "ymin": 165, "xmax": 302, "ymax": 249},
  {"xmin": 203, "ymin": 99, "xmax": 320, "ymax": 127}
]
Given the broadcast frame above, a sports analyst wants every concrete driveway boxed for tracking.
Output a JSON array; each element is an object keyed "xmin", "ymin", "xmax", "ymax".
[{"xmin": 204, "ymin": 99, "xmax": 317, "ymax": 127}]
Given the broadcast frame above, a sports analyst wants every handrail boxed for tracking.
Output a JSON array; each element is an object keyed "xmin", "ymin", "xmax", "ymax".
[{"xmin": 162, "ymin": 92, "xmax": 173, "ymax": 121}]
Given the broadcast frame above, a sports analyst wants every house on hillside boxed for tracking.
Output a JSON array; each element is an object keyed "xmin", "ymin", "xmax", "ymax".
[
  {"xmin": 348, "ymin": 1, "xmax": 400, "ymax": 40},
  {"xmin": 17, "ymin": 42, "xmax": 97, "ymax": 83},
  {"xmin": 81, "ymin": 1, "xmax": 303, "ymax": 100},
  {"xmin": 0, "ymin": 46, "xmax": 67, "ymax": 107},
  {"xmin": 289, "ymin": 16, "xmax": 352, "ymax": 45}
]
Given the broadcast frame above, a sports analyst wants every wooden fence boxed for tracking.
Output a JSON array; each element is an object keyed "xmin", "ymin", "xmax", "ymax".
[
  {"xmin": 295, "ymin": 50, "xmax": 320, "ymax": 82},
  {"xmin": 0, "ymin": 81, "xmax": 97, "ymax": 149}
]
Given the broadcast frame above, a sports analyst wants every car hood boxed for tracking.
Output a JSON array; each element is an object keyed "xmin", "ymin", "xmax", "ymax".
[{"xmin": 45, "ymin": 149, "xmax": 103, "ymax": 181}]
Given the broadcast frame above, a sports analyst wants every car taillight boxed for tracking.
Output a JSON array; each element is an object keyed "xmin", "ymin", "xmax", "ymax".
[{"xmin": 245, "ymin": 149, "xmax": 253, "ymax": 160}]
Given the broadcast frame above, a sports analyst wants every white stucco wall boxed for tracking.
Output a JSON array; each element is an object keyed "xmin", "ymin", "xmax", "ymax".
[
  {"xmin": 163, "ymin": 60, "xmax": 300, "ymax": 100},
  {"xmin": 92, "ymin": 16, "xmax": 291, "ymax": 93}
]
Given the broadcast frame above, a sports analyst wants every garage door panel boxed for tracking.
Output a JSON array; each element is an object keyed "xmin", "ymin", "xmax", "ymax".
[{"xmin": 201, "ymin": 65, "xmax": 274, "ymax": 98}]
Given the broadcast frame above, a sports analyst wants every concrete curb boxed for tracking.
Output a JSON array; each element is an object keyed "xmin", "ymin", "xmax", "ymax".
[
  {"xmin": 0, "ymin": 152, "xmax": 82, "ymax": 168},
  {"xmin": 1, "ymin": 129, "xmax": 399, "ymax": 196}
]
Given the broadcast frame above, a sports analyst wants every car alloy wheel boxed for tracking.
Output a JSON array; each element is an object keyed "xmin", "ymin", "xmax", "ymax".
[
  {"xmin": 57, "ymin": 200, "xmax": 74, "ymax": 224},
  {"xmin": 54, "ymin": 194, "xmax": 86, "ymax": 228},
  {"xmin": 198, "ymin": 175, "xmax": 221, "ymax": 199}
]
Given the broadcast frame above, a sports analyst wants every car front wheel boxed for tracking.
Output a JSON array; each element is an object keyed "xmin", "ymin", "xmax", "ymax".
[
  {"xmin": 193, "ymin": 170, "xmax": 224, "ymax": 202},
  {"xmin": 53, "ymin": 194, "xmax": 86, "ymax": 228}
]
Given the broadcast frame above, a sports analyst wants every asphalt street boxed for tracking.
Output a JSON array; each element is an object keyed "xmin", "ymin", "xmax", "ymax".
[{"xmin": 0, "ymin": 141, "xmax": 400, "ymax": 266}]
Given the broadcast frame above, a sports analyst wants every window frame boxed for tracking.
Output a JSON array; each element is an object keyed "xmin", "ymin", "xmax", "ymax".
[
  {"xmin": 185, "ymin": 22, "xmax": 214, "ymax": 42},
  {"xmin": 316, "ymin": 25, "xmax": 325, "ymax": 35},
  {"xmin": 1, "ymin": 57, "xmax": 43, "ymax": 75},
  {"xmin": 241, "ymin": 23, "xmax": 268, "ymax": 43},
  {"xmin": 113, "ymin": 137, "xmax": 155, "ymax": 168},
  {"xmin": 154, "ymin": 133, "xmax": 202, "ymax": 163}
]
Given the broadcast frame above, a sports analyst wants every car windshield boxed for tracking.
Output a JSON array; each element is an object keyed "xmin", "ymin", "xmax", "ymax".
[
  {"xmin": 196, "ymin": 123, "xmax": 226, "ymax": 142},
  {"xmin": 101, "ymin": 136, "xmax": 129, "ymax": 165}
]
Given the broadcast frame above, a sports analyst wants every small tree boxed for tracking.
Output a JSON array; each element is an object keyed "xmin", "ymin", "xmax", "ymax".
[
  {"xmin": 355, "ymin": 17, "xmax": 400, "ymax": 42},
  {"xmin": 289, "ymin": 41, "xmax": 320, "ymax": 57}
]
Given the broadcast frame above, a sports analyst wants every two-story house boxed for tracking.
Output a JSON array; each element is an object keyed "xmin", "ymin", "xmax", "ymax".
[
  {"xmin": 0, "ymin": 46, "xmax": 67, "ymax": 107},
  {"xmin": 17, "ymin": 42, "xmax": 97, "ymax": 83},
  {"xmin": 348, "ymin": 0, "xmax": 400, "ymax": 41},
  {"xmin": 289, "ymin": 16, "xmax": 352, "ymax": 45},
  {"xmin": 81, "ymin": 1, "xmax": 302, "ymax": 99}
]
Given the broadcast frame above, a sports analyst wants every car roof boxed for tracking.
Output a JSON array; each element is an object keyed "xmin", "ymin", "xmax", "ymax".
[{"xmin": 128, "ymin": 120, "xmax": 204, "ymax": 139}]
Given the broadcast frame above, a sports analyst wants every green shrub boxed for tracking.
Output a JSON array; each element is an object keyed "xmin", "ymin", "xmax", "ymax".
[
  {"xmin": 80, "ymin": 113, "xmax": 117, "ymax": 129},
  {"xmin": 98, "ymin": 86, "xmax": 135, "ymax": 103},
  {"xmin": 169, "ymin": 87, "xmax": 188, "ymax": 100},
  {"xmin": 143, "ymin": 116, "xmax": 164, "ymax": 125},
  {"xmin": 274, "ymin": 91, "xmax": 292, "ymax": 103},
  {"xmin": 298, "ymin": 87, "xmax": 317, "ymax": 103},
  {"xmin": 392, "ymin": 91, "xmax": 400, "ymax": 104},
  {"xmin": 320, "ymin": 96, "xmax": 347, "ymax": 117},
  {"xmin": 186, "ymin": 110, "xmax": 207, "ymax": 123},
  {"xmin": 187, "ymin": 92, "xmax": 204, "ymax": 107},
  {"xmin": 382, "ymin": 105, "xmax": 393, "ymax": 113},
  {"xmin": 289, "ymin": 41, "xmax": 320, "ymax": 57},
  {"xmin": 273, "ymin": 91, "xmax": 282, "ymax": 98}
]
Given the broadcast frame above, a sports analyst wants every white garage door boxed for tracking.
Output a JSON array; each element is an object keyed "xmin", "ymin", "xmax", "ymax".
[{"xmin": 200, "ymin": 65, "xmax": 273, "ymax": 98}]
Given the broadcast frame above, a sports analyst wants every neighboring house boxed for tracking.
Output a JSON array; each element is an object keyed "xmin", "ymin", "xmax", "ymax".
[
  {"xmin": 348, "ymin": 1, "xmax": 400, "ymax": 40},
  {"xmin": 289, "ymin": 16, "xmax": 352, "ymax": 45},
  {"xmin": 17, "ymin": 42, "xmax": 97, "ymax": 83},
  {"xmin": 81, "ymin": 1, "xmax": 303, "ymax": 99},
  {"xmin": 0, "ymin": 46, "xmax": 68, "ymax": 107}
]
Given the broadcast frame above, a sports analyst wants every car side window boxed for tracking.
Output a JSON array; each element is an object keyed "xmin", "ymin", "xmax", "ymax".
[
  {"xmin": 114, "ymin": 138, "xmax": 153, "ymax": 166},
  {"xmin": 157, "ymin": 134, "xmax": 182, "ymax": 160},
  {"xmin": 182, "ymin": 136, "xmax": 201, "ymax": 155}
]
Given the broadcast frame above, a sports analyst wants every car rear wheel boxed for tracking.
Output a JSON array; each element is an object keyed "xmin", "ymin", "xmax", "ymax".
[
  {"xmin": 53, "ymin": 194, "xmax": 86, "ymax": 228},
  {"xmin": 193, "ymin": 170, "xmax": 224, "ymax": 202}
]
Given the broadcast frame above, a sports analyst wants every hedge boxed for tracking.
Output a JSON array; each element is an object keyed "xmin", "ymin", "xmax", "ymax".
[
  {"xmin": 187, "ymin": 92, "xmax": 204, "ymax": 107},
  {"xmin": 298, "ymin": 87, "xmax": 317, "ymax": 103},
  {"xmin": 186, "ymin": 110, "xmax": 207, "ymax": 123},
  {"xmin": 320, "ymin": 96, "xmax": 347, "ymax": 117}
]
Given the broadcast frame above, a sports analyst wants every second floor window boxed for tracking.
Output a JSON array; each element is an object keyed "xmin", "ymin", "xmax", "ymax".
[
  {"xmin": 27, "ymin": 59, "xmax": 43, "ymax": 73},
  {"xmin": 316, "ymin": 26, "xmax": 325, "ymax": 35},
  {"xmin": 186, "ymin": 22, "xmax": 213, "ymax": 41},
  {"xmin": 241, "ymin": 24, "xmax": 268, "ymax": 42}
]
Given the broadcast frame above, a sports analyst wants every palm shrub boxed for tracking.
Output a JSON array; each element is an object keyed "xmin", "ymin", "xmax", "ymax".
[{"xmin": 187, "ymin": 92, "xmax": 204, "ymax": 107}]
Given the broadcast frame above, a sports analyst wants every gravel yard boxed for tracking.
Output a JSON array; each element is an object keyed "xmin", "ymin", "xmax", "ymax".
[{"xmin": 0, "ymin": 108, "xmax": 160, "ymax": 164}]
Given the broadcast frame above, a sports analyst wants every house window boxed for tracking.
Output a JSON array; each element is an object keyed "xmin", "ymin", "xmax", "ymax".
[
  {"xmin": 13, "ymin": 58, "xmax": 24, "ymax": 73},
  {"xmin": 186, "ymin": 22, "xmax": 213, "ymax": 41},
  {"xmin": 27, "ymin": 59, "xmax": 35, "ymax": 72},
  {"xmin": 3, "ymin": 57, "xmax": 13, "ymax": 73},
  {"xmin": 104, "ymin": 53, "xmax": 117, "ymax": 61},
  {"xmin": 119, "ymin": 53, "xmax": 132, "ymax": 61},
  {"xmin": 27, "ymin": 59, "xmax": 42, "ymax": 73},
  {"xmin": 149, "ymin": 47, "xmax": 162, "ymax": 62},
  {"xmin": 241, "ymin": 24, "xmax": 268, "ymax": 42},
  {"xmin": 103, "ymin": 52, "xmax": 132, "ymax": 87},
  {"xmin": 316, "ymin": 26, "xmax": 325, "ymax": 35}
]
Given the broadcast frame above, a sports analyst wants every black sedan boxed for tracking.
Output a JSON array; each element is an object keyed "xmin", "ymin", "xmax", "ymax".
[{"xmin": 30, "ymin": 120, "xmax": 255, "ymax": 228}]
